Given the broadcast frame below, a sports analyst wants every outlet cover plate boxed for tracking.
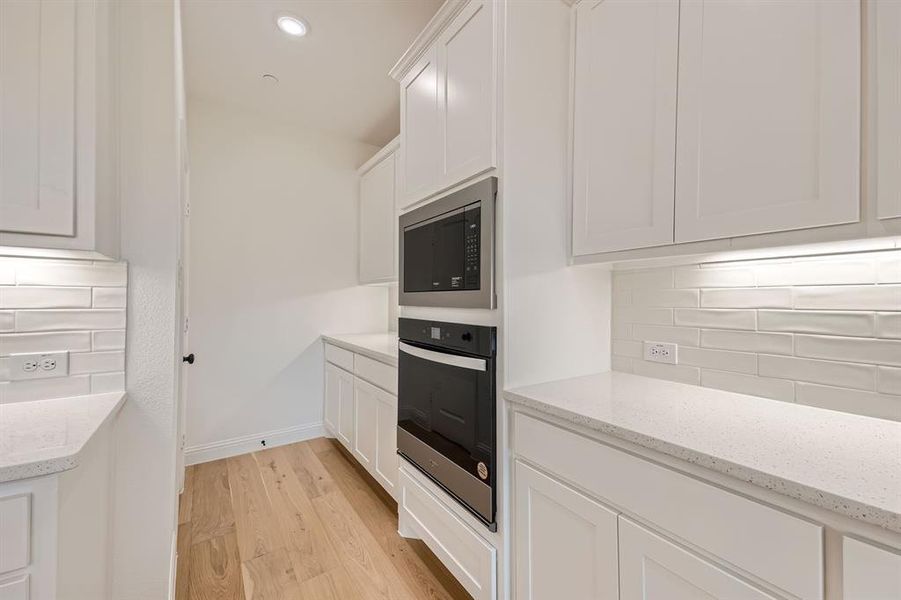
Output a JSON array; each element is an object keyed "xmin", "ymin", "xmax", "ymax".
[
  {"xmin": 4, "ymin": 352, "xmax": 69, "ymax": 381},
  {"xmin": 643, "ymin": 341, "xmax": 678, "ymax": 365}
]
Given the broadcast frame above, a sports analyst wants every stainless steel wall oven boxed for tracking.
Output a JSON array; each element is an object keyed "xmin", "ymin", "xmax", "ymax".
[{"xmin": 397, "ymin": 317, "xmax": 497, "ymax": 529}]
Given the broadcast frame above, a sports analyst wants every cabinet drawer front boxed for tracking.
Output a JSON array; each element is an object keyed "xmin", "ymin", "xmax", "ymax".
[
  {"xmin": 399, "ymin": 467, "xmax": 496, "ymax": 600},
  {"xmin": 513, "ymin": 413, "xmax": 823, "ymax": 599},
  {"xmin": 324, "ymin": 343, "xmax": 354, "ymax": 371},
  {"xmin": 354, "ymin": 354, "xmax": 397, "ymax": 395},
  {"xmin": 0, "ymin": 574, "xmax": 29, "ymax": 600},
  {"xmin": 0, "ymin": 494, "xmax": 30, "ymax": 575},
  {"xmin": 843, "ymin": 537, "xmax": 901, "ymax": 599}
]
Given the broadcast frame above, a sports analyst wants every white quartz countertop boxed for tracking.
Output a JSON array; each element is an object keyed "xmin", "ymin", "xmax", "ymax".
[
  {"xmin": 322, "ymin": 332, "xmax": 398, "ymax": 366},
  {"xmin": 0, "ymin": 392, "xmax": 125, "ymax": 483},
  {"xmin": 505, "ymin": 372, "xmax": 901, "ymax": 533}
]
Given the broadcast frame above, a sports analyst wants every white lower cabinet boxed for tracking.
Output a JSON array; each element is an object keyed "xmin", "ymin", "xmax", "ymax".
[
  {"xmin": 353, "ymin": 378, "xmax": 379, "ymax": 471},
  {"xmin": 514, "ymin": 460, "xmax": 619, "ymax": 599},
  {"xmin": 843, "ymin": 537, "xmax": 901, "ymax": 599},
  {"xmin": 619, "ymin": 517, "xmax": 775, "ymax": 600},
  {"xmin": 323, "ymin": 342, "xmax": 398, "ymax": 500},
  {"xmin": 0, "ymin": 576, "xmax": 29, "ymax": 600},
  {"xmin": 398, "ymin": 465, "xmax": 496, "ymax": 600}
]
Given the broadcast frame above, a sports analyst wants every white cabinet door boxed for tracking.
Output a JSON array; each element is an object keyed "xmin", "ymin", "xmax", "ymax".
[
  {"xmin": 353, "ymin": 378, "xmax": 378, "ymax": 472},
  {"xmin": 675, "ymin": 0, "xmax": 860, "ymax": 243},
  {"xmin": 843, "ymin": 537, "xmax": 901, "ymax": 600},
  {"xmin": 0, "ymin": 575, "xmax": 29, "ymax": 600},
  {"xmin": 0, "ymin": 0, "xmax": 76, "ymax": 235},
  {"xmin": 874, "ymin": 0, "xmax": 901, "ymax": 220},
  {"xmin": 359, "ymin": 150, "xmax": 397, "ymax": 284},
  {"xmin": 335, "ymin": 367, "xmax": 355, "ymax": 451},
  {"xmin": 572, "ymin": 0, "xmax": 679, "ymax": 255},
  {"xmin": 323, "ymin": 363, "xmax": 340, "ymax": 436},
  {"xmin": 438, "ymin": 0, "xmax": 495, "ymax": 188},
  {"xmin": 0, "ymin": 494, "xmax": 29, "ymax": 576},
  {"xmin": 619, "ymin": 517, "xmax": 778, "ymax": 600},
  {"xmin": 373, "ymin": 388, "xmax": 398, "ymax": 498},
  {"xmin": 400, "ymin": 46, "xmax": 441, "ymax": 208},
  {"xmin": 514, "ymin": 461, "xmax": 619, "ymax": 600}
]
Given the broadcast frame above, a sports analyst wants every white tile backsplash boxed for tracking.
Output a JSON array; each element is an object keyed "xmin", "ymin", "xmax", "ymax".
[
  {"xmin": 613, "ymin": 250, "xmax": 901, "ymax": 420},
  {"xmin": 0, "ymin": 257, "xmax": 127, "ymax": 402}
]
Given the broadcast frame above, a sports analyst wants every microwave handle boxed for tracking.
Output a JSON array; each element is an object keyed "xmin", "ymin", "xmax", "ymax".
[{"xmin": 398, "ymin": 342, "xmax": 487, "ymax": 372}]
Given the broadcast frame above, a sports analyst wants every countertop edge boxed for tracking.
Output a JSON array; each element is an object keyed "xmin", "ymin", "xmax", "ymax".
[
  {"xmin": 321, "ymin": 334, "xmax": 398, "ymax": 367},
  {"xmin": 0, "ymin": 392, "xmax": 126, "ymax": 484},
  {"xmin": 504, "ymin": 388, "xmax": 901, "ymax": 534}
]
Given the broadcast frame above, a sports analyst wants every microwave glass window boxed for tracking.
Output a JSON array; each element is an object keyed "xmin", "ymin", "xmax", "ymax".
[{"xmin": 402, "ymin": 205, "xmax": 481, "ymax": 294}]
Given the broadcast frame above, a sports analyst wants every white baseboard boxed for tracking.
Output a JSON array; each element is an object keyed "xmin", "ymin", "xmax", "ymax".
[{"xmin": 185, "ymin": 422, "xmax": 325, "ymax": 465}]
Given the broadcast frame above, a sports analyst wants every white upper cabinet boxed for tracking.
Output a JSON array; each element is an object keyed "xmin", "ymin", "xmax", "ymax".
[
  {"xmin": 0, "ymin": 0, "xmax": 119, "ymax": 256},
  {"xmin": 874, "ymin": 0, "xmax": 901, "ymax": 220},
  {"xmin": 358, "ymin": 140, "xmax": 398, "ymax": 284},
  {"xmin": 439, "ymin": 0, "xmax": 495, "ymax": 187},
  {"xmin": 674, "ymin": 0, "xmax": 860, "ymax": 242},
  {"xmin": 394, "ymin": 0, "xmax": 497, "ymax": 208},
  {"xmin": 400, "ymin": 46, "xmax": 442, "ymax": 207},
  {"xmin": 572, "ymin": 0, "xmax": 679, "ymax": 255},
  {"xmin": 1, "ymin": 0, "xmax": 76, "ymax": 236}
]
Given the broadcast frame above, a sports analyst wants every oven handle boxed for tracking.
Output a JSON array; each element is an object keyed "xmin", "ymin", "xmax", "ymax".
[{"xmin": 398, "ymin": 342, "xmax": 487, "ymax": 372}]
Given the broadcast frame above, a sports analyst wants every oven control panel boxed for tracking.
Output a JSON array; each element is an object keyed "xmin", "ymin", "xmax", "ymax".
[{"xmin": 399, "ymin": 318, "xmax": 495, "ymax": 357}]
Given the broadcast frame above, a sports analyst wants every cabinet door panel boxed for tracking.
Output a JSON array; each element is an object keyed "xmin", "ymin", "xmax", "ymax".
[
  {"xmin": 843, "ymin": 537, "xmax": 901, "ymax": 599},
  {"xmin": 440, "ymin": 0, "xmax": 494, "ymax": 186},
  {"xmin": 359, "ymin": 152, "xmax": 397, "ymax": 283},
  {"xmin": 514, "ymin": 461, "xmax": 619, "ymax": 599},
  {"xmin": 619, "ymin": 518, "xmax": 778, "ymax": 600},
  {"xmin": 572, "ymin": 0, "xmax": 678, "ymax": 255},
  {"xmin": 0, "ymin": 575, "xmax": 29, "ymax": 600},
  {"xmin": 675, "ymin": 0, "xmax": 860, "ymax": 242},
  {"xmin": 374, "ymin": 392, "xmax": 397, "ymax": 497},
  {"xmin": 324, "ymin": 364, "xmax": 340, "ymax": 436},
  {"xmin": 400, "ymin": 47, "xmax": 441, "ymax": 207},
  {"xmin": 353, "ymin": 379, "xmax": 377, "ymax": 472},
  {"xmin": 0, "ymin": 0, "xmax": 76, "ymax": 235},
  {"xmin": 336, "ymin": 368, "xmax": 354, "ymax": 451},
  {"xmin": 875, "ymin": 0, "xmax": 901, "ymax": 219}
]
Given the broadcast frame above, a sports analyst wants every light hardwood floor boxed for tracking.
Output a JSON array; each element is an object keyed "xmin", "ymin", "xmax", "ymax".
[{"xmin": 176, "ymin": 437, "xmax": 471, "ymax": 600}]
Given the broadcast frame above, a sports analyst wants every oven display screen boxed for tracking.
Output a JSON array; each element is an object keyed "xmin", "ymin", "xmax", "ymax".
[{"xmin": 430, "ymin": 327, "xmax": 441, "ymax": 340}]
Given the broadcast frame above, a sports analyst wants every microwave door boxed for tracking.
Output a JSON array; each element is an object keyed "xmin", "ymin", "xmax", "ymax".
[
  {"xmin": 403, "ymin": 221, "xmax": 435, "ymax": 293},
  {"xmin": 433, "ymin": 212, "xmax": 466, "ymax": 291}
]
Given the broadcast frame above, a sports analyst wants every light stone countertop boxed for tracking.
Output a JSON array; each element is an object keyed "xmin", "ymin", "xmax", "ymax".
[
  {"xmin": 322, "ymin": 332, "xmax": 398, "ymax": 366},
  {"xmin": 505, "ymin": 372, "xmax": 901, "ymax": 533},
  {"xmin": 0, "ymin": 392, "xmax": 126, "ymax": 483}
]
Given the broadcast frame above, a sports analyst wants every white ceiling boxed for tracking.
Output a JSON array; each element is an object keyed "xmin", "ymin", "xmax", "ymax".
[{"xmin": 182, "ymin": 0, "xmax": 442, "ymax": 147}]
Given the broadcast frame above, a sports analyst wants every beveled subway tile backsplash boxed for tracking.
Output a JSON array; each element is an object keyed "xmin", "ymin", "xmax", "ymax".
[
  {"xmin": 612, "ymin": 250, "xmax": 901, "ymax": 421},
  {"xmin": 0, "ymin": 257, "xmax": 127, "ymax": 403}
]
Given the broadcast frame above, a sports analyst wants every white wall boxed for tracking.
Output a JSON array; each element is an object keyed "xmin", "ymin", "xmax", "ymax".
[
  {"xmin": 184, "ymin": 97, "xmax": 387, "ymax": 460},
  {"xmin": 112, "ymin": 0, "xmax": 182, "ymax": 597},
  {"xmin": 502, "ymin": 0, "xmax": 611, "ymax": 389}
]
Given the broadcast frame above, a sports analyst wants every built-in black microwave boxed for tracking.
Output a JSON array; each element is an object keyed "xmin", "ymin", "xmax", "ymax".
[{"xmin": 399, "ymin": 177, "xmax": 496, "ymax": 309}]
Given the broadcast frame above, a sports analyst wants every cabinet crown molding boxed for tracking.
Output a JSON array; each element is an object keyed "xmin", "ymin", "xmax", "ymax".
[
  {"xmin": 357, "ymin": 136, "xmax": 399, "ymax": 176},
  {"xmin": 389, "ymin": 0, "xmax": 469, "ymax": 82}
]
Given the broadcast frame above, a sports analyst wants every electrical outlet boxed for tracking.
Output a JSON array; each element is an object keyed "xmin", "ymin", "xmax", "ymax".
[
  {"xmin": 643, "ymin": 341, "xmax": 678, "ymax": 365},
  {"xmin": 5, "ymin": 352, "xmax": 69, "ymax": 381}
]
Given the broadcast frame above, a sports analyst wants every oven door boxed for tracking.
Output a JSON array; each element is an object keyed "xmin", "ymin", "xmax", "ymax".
[{"xmin": 397, "ymin": 341, "xmax": 495, "ymax": 526}]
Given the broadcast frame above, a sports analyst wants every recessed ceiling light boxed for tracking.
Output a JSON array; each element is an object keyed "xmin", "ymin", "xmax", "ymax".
[
  {"xmin": 262, "ymin": 73, "xmax": 279, "ymax": 85},
  {"xmin": 277, "ymin": 15, "xmax": 308, "ymax": 37}
]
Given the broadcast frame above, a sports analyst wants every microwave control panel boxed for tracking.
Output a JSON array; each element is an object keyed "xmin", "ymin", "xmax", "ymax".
[{"xmin": 464, "ymin": 205, "xmax": 481, "ymax": 290}]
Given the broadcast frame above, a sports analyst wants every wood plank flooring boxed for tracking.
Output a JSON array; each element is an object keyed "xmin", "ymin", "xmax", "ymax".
[{"xmin": 176, "ymin": 438, "xmax": 471, "ymax": 600}]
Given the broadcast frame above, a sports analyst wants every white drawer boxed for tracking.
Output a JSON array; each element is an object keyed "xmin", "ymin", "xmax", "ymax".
[
  {"xmin": 354, "ymin": 353, "xmax": 397, "ymax": 395},
  {"xmin": 0, "ymin": 494, "xmax": 30, "ymax": 575},
  {"xmin": 513, "ymin": 412, "xmax": 823, "ymax": 600},
  {"xmin": 399, "ymin": 467, "xmax": 496, "ymax": 600},
  {"xmin": 324, "ymin": 343, "xmax": 354, "ymax": 372},
  {"xmin": 0, "ymin": 575, "xmax": 29, "ymax": 600}
]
